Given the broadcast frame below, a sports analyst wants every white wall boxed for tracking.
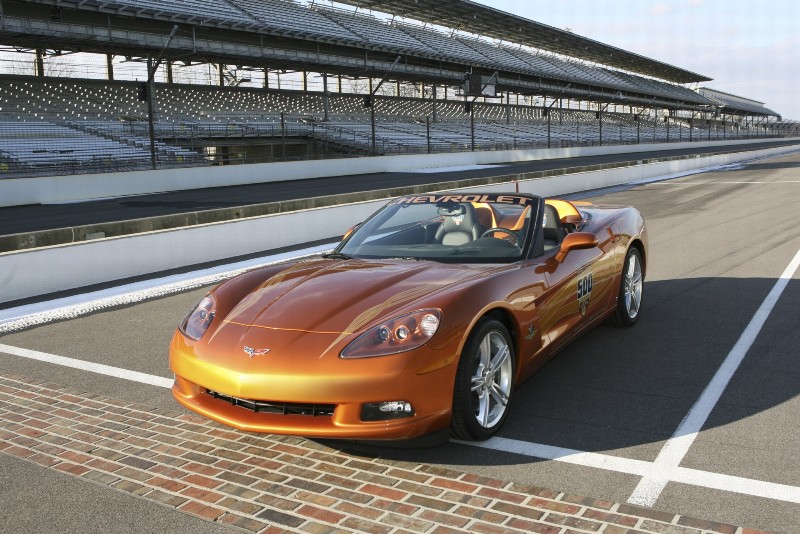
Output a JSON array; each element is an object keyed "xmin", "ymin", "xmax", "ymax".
[{"xmin": 0, "ymin": 138, "xmax": 788, "ymax": 207}]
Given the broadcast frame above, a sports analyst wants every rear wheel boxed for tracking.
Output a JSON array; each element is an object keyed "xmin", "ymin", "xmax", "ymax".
[
  {"xmin": 610, "ymin": 247, "xmax": 643, "ymax": 327},
  {"xmin": 450, "ymin": 318, "xmax": 515, "ymax": 441}
]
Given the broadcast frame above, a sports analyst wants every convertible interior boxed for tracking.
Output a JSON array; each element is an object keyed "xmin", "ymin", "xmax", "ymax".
[{"xmin": 341, "ymin": 198, "xmax": 586, "ymax": 262}]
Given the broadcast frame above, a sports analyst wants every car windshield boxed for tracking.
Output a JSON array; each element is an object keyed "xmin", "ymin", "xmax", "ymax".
[{"xmin": 337, "ymin": 193, "xmax": 540, "ymax": 263}]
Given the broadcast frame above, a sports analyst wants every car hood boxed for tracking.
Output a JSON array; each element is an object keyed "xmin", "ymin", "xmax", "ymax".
[
  {"xmin": 192, "ymin": 257, "xmax": 510, "ymax": 373},
  {"xmin": 218, "ymin": 257, "xmax": 505, "ymax": 337}
]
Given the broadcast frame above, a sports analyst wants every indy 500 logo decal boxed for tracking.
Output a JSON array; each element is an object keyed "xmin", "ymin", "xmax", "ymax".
[{"xmin": 577, "ymin": 272, "xmax": 593, "ymax": 316}]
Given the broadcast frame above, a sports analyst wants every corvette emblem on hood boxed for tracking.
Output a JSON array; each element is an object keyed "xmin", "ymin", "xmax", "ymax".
[{"xmin": 243, "ymin": 346, "xmax": 271, "ymax": 359}]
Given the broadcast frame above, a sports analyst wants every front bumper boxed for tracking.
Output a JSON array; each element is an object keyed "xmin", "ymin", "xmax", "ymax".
[
  {"xmin": 171, "ymin": 378, "xmax": 447, "ymax": 440},
  {"xmin": 169, "ymin": 334, "xmax": 457, "ymax": 440}
]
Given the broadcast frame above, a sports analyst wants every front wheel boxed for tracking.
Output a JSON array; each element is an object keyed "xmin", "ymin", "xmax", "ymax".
[
  {"xmin": 450, "ymin": 318, "xmax": 516, "ymax": 441},
  {"xmin": 609, "ymin": 247, "xmax": 643, "ymax": 327}
]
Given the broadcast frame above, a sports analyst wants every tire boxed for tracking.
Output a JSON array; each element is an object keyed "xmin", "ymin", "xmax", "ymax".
[
  {"xmin": 450, "ymin": 318, "xmax": 516, "ymax": 441},
  {"xmin": 609, "ymin": 246, "xmax": 643, "ymax": 327}
]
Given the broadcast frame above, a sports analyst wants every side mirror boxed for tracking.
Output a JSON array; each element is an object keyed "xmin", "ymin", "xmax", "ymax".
[
  {"xmin": 554, "ymin": 232, "xmax": 598, "ymax": 263},
  {"xmin": 343, "ymin": 223, "xmax": 361, "ymax": 241}
]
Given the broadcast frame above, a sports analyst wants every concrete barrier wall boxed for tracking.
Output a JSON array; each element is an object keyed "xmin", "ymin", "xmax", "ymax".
[
  {"xmin": 1, "ymin": 142, "xmax": 798, "ymax": 303},
  {"xmin": 0, "ymin": 200, "xmax": 384, "ymax": 303},
  {"xmin": 0, "ymin": 138, "xmax": 788, "ymax": 207}
]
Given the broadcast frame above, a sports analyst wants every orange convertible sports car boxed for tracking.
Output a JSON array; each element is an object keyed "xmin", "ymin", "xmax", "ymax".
[{"xmin": 170, "ymin": 192, "xmax": 647, "ymax": 443}]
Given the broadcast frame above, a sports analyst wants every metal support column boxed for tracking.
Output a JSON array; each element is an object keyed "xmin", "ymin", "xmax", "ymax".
[
  {"xmin": 35, "ymin": 48, "xmax": 44, "ymax": 77},
  {"xmin": 147, "ymin": 57, "xmax": 157, "ymax": 170},
  {"xmin": 547, "ymin": 109, "xmax": 551, "ymax": 148},
  {"xmin": 106, "ymin": 53, "xmax": 114, "ymax": 81},
  {"xmin": 432, "ymin": 84, "xmax": 437, "ymax": 123},
  {"xmin": 426, "ymin": 116, "xmax": 431, "ymax": 154},
  {"xmin": 281, "ymin": 112, "xmax": 286, "ymax": 160},
  {"xmin": 598, "ymin": 108, "xmax": 602, "ymax": 146},
  {"xmin": 470, "ymin": 105, "xmax": 475, "ymax": 152},
  {"xmin": 637, "ymin": 115, "xmax": 640, "ymax": 144},
  {"xmin": 653, "ymin": 116, "xmax": 657, "ymax": 143},
  {"xmin": 322, "ymin": 73, "xmax": 329, "ymax": 122}
]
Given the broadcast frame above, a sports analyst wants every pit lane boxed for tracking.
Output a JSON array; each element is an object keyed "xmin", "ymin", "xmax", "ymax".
[{"xmin": 2, "ymin": 151, "xmax": 799, "ymax": 533}]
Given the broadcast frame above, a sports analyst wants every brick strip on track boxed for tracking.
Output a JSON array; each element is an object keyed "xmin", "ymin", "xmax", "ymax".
[{"xmin": 0, "ymin": 372, "xmax": 769, "ymax": 534}]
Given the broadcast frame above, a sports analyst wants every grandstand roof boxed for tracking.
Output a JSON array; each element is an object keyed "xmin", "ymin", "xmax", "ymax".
[
  {"xmin": 332, "ymin": 0, "xmax": 712, "ymax": 84},
  {"xmin": 698, "ymin": 87, "xmax": 778, "ymax": 117}
]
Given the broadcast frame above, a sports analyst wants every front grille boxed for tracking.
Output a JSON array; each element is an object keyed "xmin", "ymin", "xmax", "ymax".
[{"xmin": 207, "ymin": 390, "xmax": 335, "ymax": 417}]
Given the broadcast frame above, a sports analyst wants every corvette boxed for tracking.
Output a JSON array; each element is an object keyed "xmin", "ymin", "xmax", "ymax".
[{"xmin": 170, "ymin": 192, "xmax": 647, "ymax": 443}]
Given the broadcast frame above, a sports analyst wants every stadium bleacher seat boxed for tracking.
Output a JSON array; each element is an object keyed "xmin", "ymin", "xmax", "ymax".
[{"xmin": 0, "ymin": 72, "xmax": 755, "ymax": 176}]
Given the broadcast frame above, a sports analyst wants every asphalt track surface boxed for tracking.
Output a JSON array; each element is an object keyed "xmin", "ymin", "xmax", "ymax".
[
  {"xmin": 2, "ymin": 149, "xmax": 800, "ymax": 533},
  {"xmin": 1, "ymin": 140, "xmax": 796, "ymax": 235}
]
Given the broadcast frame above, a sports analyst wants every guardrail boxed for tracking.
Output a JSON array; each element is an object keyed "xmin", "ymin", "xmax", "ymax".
[{"xmin": 2, "ymin": 141, "xmax": 798, "ymax": 304}]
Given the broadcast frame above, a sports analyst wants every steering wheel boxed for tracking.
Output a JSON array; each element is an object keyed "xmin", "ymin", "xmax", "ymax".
[{"xmin": 481, "ymin": 227, "xmax": 522, "ymax": 247}]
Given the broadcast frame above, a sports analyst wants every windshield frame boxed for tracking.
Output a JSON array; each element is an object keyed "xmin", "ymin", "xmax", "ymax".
[{"xmin": 333, "ymin": 193, "xmax": 543, "ymax": 264}]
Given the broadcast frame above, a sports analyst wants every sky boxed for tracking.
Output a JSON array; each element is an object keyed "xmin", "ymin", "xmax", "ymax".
[{"xmin": 470, "ymin": 0, "xmax": 799, "ymax": 120}]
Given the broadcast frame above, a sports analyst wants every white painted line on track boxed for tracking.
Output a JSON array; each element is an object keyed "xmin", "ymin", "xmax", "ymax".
[
  {"xmin": 0, "ymin": 343, "xmax": 172, "ymax": 389},
  {"xmin": 627, "ymin": 246, "xmax": 800, "ymax": 507},
  {"xmin": 461, "ymin": 437, "xmax": 800, "ymax": 505},
  {"xmin": 628, "ymin": 148, "xmax": 800, "ymax": 188},
  {"xmin": 650, "ymin": 181, "xmax": 800, "ymax": 185},
  {"xmin": 3, "ymin": 336, "xmax": 800, "ymax": 506},
  {"xmin": 0, "ymin": 242, "xmax": 336, "ymax": 334}
]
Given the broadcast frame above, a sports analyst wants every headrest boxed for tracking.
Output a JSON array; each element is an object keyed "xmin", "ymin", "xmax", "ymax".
[
  {"xmin": 442, "ymin": 203, "xmax": 478, "ymax": 232},
  {"xmin": 544, "ymin": 204, "xmax": 560, "ymax": 230}
]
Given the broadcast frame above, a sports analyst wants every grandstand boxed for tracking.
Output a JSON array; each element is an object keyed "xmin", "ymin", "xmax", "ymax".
[{"xmin": 0, "ymin": 0, "xmax": 795, "ymax": 177}]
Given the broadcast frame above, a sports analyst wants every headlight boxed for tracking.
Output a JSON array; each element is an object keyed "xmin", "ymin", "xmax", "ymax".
[
  {"xmin": 341, "ymin": 309, "xmax": 441, "ymax": 358},
  {"xmin": 180, "ymin": 294, "xmax": 217, "ymax": 341}
]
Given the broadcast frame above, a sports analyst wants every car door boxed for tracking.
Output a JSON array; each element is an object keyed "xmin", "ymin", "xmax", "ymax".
[
  {"xmin": 534, "ymin": 212, "xmax": 615, "ymax": 353},
  {"xmin": 541, "ymin": 246, "xmax": 604, "ymax": 347}
]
